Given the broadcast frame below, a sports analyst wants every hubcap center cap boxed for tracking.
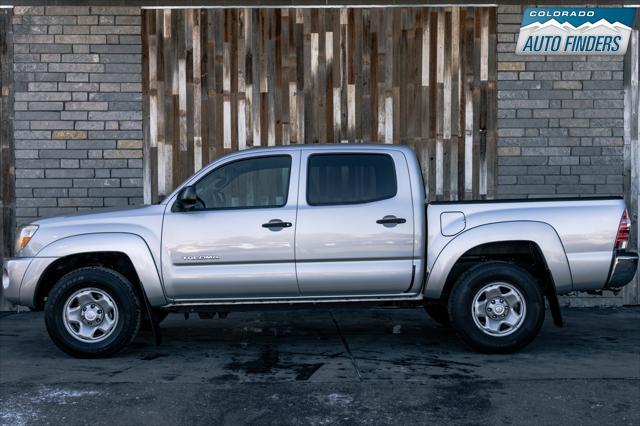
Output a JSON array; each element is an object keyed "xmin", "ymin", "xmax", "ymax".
[
  {"xmin": 486, "ymin": 298, "xmax": 509, "ymax": 318},
  {"xmin": 81, "ymin": 304, "xmax": 103, "ymax": 323}
]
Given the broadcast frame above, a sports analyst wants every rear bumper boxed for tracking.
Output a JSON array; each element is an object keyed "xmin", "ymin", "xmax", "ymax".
[{"xmin": 606, "ymin": 251, "xmax": 638, "ymax": 289}]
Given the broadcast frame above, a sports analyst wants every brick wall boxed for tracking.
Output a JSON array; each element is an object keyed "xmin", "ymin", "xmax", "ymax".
[
  {"xmin": 496, "ymin": 5, "xmax": 625, "ymax": 199},
  {"xmin": 496, "ymin": 5, "xmax": 627, "ymax": 306},
  {"xmin": 12, "ymin": 6, "xmax": 143, "ymax": 225}
]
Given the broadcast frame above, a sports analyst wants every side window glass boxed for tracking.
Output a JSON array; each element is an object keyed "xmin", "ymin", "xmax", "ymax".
[
  {"xmin": 192, "ymin": 155, "xmax": 291, "ymax": 210},
  {"xmin": 307, "ymin": 154, "xmax": 397, "ymax": 206}
]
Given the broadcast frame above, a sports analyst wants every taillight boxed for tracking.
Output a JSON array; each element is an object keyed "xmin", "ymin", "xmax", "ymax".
[{"xmin": 615, "ymin": 209, "xmax": 631, "ymax": 250}]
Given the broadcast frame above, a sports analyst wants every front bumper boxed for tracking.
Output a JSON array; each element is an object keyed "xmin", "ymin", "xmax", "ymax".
[
  {"xmin": 2, "ymin": 257, "xmax": 33, "ymax": 306},
  {"xmin": 606, "ymin": 251, "xmax": 638, "ymax": 289},
  {"xmin": 2, "ymin": 257, "xmax": 59, "ymax": 308}
]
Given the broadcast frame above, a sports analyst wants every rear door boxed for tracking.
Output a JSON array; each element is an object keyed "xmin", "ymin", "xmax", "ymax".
[{"xmin": 295, "ymin": 149, "xmax": 415, "ymax": 296}]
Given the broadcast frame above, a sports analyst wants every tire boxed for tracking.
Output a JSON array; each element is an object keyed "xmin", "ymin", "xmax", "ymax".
[
  {"xmin": 44, "ymin": 267, "xmax": 141, "ymax": 358},
  {"xmin": 424, "ymin": 304, "xmax": 451, "ymax": 327},
  {"xmin": 448, "ymin": 262, "xmax": 545, "ymax": 354}
]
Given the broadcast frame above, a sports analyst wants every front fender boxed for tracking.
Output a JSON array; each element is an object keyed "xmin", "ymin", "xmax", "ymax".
[
  {"xmin": 424, "ymin": 221, "xmax": 573, "ymax": 299},
  {"xmin": 21, "ymin": 233, "xmax": 167, "ymax": 307}
]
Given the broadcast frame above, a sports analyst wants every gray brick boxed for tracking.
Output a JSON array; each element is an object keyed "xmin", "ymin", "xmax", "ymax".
[
  {"xmin": 88, "ymin": 188, "xmax": 140, "ymax": 197},
  {"xmin": 529, "ymin": 90, "xmax": 573, "ymax": 100},
  {"xmin": 30, "ymin": 121, "xmax": 74, "ymax": 130},
  {"xmin": 105, "ymin": 63, "xmax": 141, "ymax": 74},
  {"xmin": 66, "ymin": 72, "xmax": 89, "ymax": 82},
  {"xmin": 46, "ymin": 6, "xmax": 90, "ymax": 15},
  {"xmin": 90, "ymin": 44, "xmax": 139, "ymax": 54},
  {"xmin": 63, "ymin": 25, "xmax": 91, "ymax": 35},
  {"xmin": 64, "ymin": 101, "xmax": 108, "ymax": 111},
  {"xmin": 39, "ymin": 149, "xmax": 87, "ymax": 159},
  {"xmin": 61, "ymin": 111, "xmax": 88, "ymax": 120},
  {"xmin": 90, "ymin": 73, "xmax": 142, "ymax": 83},
  {"xmin": 582, "ymin": 80, "xmax": 623, "ymax": 90},
  {"xmin": 46, "ymin": 169, "xmax": 94, "ymax": 178},
  {"xmin": 61, "ymin": 53, "xmax": 100, "ymax": 63},
  {"xmin": 54, "ymin": 35, "xmax": 106, "ymax": 44},
  {"xmin": 91, "ymin": 25, "xmax": 139, "ymax": 35},
  {"xmin": 80, "ymin": 159, "xmax": 128, "ymax": 168},
  {"xmin": 573, "ymin": 62, "xmax": 623, "ymax": 71},
  {"xmin": 49, "ymin": 63, "xmax": 104, "ymax": 73},
  {"xmin": 99, "ymin": 16, "xmax": 115, "ymax": 25},
  {"xmin": 117, "ymin": 36, "xmax": 141, "ymax": 45},
  {"xmin": 16, "ymin": 178, "xmax": 72, "ymax": 188},
  {"xmin": 17, "ymin": 198, "xmax": 57, "ymax": 208},
  {"xmin": 78, "ymin": 15, "xmax": 99, "ymax": 25},
  {"xmin": 104, "ymin": 197, "xmax": 130, "ymax": 207},
  {"xmin": 58, "ymin": 197, "xmax": 104, "ymax": 207},
  {"xmin": 90, "ymin": 7, "xmax": 140, "ymax": 15},
  {"xmin": 60, "ymin": 159, "xmax": 80, "ymax": 168},
  {"xmin": 14, "ymin": 34, "xmax": 54, "ymax": 44},
  {"xmin": 73, "ymin": 45, "xmax": 90, "ymax": 54},
  {"xmin": 76, "ymin": 121, "xmax": 106, "ymax": 130},
  {"xmin": 498, "ymin": 119, "xmax": 548, "ymax": 128},
  {"xmin": 16, "ymin": 91, "xmax": 71, "ymax": 101}
]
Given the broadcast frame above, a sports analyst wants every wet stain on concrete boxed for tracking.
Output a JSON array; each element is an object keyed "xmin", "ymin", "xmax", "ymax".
[
  {"xmin": 140, "ymin": 353, "xmax": 169, "ymax": 361},
  {"xmin": 225, "ymin": 347, "xmax": 325, "ymax": 381},
  {"xmin": 294, "ymin": 363, "xmax": 324, "ymax": 381},
  {"xmin": 227, "ymin": 347, "xmax": 280, "ymax": 374}
]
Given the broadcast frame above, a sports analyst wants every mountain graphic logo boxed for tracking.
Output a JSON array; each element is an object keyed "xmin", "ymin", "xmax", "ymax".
[{"xmin": 516, "ymin": 8, "xmax": 636, "ymax": 55}]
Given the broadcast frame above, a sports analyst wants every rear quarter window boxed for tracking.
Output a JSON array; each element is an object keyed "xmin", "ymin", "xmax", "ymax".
[{"xmin": 306, "ymin": 153, "xmax": 397, "ymax": 206}]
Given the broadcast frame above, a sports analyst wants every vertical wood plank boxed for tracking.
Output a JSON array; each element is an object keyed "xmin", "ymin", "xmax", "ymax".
[
  {"xmin": 0, "ymin": 8, "xmax": 15, "ymax": 261},
  {"xmin": 142, "ymin": 7, "xmax": 497, "ymax": 204}
]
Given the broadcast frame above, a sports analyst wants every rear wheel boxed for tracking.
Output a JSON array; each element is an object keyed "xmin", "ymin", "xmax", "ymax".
[
  {"xmin": 44, "ymin": 267, "xmax": 141, "ymax": 358},
  {"xmin": 448, "ymin": 262, "xmax": 545, "ymax": 353},
  {"xmin": 424, "ymin": 303, "xmax": 450, "ymax": 327}
]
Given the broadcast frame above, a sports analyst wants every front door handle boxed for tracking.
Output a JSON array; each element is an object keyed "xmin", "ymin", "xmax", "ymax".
[
  {"xmin": 262, "ymin": 220, "xmax": 292, "ymax": 229},
  {"xmin": 376, "ymin": 216, "xmax": 406, "ymax": 225}
]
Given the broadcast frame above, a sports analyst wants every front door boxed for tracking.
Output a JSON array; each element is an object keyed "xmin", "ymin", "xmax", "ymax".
[
  {"xmin": 161, "ymin": 152, "xmax": 300, "ymax": 300},
  {"xmin": 295, "ymin": 149, "xmax": 416, "ymax": 296}
]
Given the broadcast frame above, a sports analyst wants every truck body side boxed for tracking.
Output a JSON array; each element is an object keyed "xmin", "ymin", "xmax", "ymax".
[{"xmin": 2, "ymin": 145, "xmax": 635, "ymax": 309}]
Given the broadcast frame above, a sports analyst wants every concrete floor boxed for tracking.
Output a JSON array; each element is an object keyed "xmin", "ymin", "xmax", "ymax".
[{"xmin": 0, "ymin": 307, "xmax": 639, "ymax": 425}]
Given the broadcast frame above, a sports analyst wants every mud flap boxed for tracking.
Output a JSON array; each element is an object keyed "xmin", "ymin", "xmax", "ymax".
[
  {"xmin": 544, "ymin": 285, "xmax": 563, "ymax": 328},
  {"xmin": 141, "ymin": 291, "xmax": 162, "ymax": 345}
]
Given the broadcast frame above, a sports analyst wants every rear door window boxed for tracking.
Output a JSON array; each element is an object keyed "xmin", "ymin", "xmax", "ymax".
[{"xmin": 306, "ymin": 154, "xmax": 397, "ymax": 206}]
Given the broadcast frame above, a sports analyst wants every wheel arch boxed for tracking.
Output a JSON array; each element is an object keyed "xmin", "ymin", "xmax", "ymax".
[
  {"xmin": 26, "ymin": 233, "xmax": 167, "ymax": 309},
  {"xmin": 424, "ymin": 221, "xmax": 573, "ymax": 300}
]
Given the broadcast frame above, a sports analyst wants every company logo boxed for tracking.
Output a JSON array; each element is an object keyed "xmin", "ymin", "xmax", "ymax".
[
  {"xmin": 516, "ymin": 8, "xmax": 636, "ymax": 55},
  {"xmin": 183, "ymin": 255, "xmax": 221, "ymax": 261}
]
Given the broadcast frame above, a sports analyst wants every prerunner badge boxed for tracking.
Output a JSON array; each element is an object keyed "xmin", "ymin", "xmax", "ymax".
[{"xmin": 516, "ymin": 8, "xmax": 636, "ymax": 55}]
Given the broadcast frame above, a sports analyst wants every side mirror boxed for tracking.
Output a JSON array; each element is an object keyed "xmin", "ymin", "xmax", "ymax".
[{"xmin": 176, "ymin": 186, "xmax": 198, "ymax": 211}]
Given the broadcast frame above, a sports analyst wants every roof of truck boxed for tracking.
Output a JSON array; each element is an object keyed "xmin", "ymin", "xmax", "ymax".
[{"xmin": 245, "ymin": 143, "xmax": 414, "ymax": 153}]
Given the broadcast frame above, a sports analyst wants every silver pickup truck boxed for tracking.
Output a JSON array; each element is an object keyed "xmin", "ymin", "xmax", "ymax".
[{"xmin": 3, "ymin": 144, "xmax": 638, "ymax": 358}]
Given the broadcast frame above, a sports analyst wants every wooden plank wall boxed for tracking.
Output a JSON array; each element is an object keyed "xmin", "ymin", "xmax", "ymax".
[
  {"xmin": 142, "ymin": 7, "xmax": 497, "ymax": 203},
  {"xmin": 0, "ymin": 8, "xmax": 15, "ymax": 261},
  {"xmin": 623, "ymin": 12, "xmax": 639, "ymax": 306}
]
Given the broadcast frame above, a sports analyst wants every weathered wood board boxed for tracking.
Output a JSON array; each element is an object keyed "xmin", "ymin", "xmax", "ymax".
[
  {"xmin": 0, "ymin": 8, "xmax": 15, "ymax": 261},
  {"xmin": 142, "ymin": 7, "xmax": 497, "ymax": 203}
]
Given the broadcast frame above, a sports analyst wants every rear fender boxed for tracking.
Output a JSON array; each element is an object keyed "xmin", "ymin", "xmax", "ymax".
[{"xmin": 424, "ymin": 221, "xmax": 573, "ymax": 299}]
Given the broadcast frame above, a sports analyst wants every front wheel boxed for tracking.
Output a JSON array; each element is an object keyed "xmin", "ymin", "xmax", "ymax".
[
  {"xmin": 448, "ymin": 262, "xmax": 545, "ymax": 354},
  {"xmin": 44, "ymin": 267, "xmax": 141, "ymax": 358}
]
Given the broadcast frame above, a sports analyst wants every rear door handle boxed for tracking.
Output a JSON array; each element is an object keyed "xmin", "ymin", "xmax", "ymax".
[
  {"xmin": 376, "ymin": 216, "xmax": 406, "ymax": 225},
  {"xmin": 262, "ymin": 220, "xmax": 292, "ymax": 229}
]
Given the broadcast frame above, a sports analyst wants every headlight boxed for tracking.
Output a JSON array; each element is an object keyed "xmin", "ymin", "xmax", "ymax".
[{"xmin": 15, "ymin": 225, "xmax": 39, "ymax": 253}]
